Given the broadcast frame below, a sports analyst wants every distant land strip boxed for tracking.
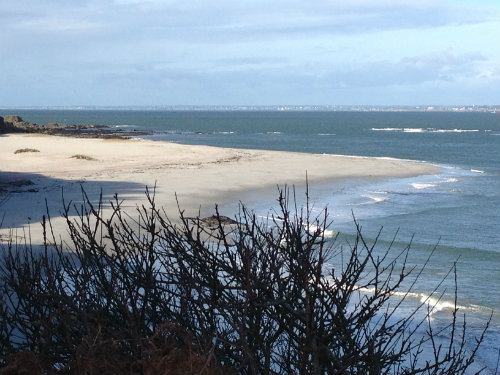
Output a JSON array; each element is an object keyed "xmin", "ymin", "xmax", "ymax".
[{"xmin": 0, "ymin": 105, "xmax": 499, "ymax": 112}]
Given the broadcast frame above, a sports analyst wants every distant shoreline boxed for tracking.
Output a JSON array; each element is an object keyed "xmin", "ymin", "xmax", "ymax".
[{"xmin": 1, "ymin": 105, "xmax": 499, "ymax": 113}]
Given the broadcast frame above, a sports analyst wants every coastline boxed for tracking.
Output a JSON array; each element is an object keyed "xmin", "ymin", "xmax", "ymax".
[{"xmin": 1, "ymin": 133, "xmax": 439, "ymax": 244}]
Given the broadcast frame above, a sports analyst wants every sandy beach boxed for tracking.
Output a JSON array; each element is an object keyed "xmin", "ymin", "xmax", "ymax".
[{"xmin": 0, "ymin": 133, "xmax": 439, "ymax": 243}]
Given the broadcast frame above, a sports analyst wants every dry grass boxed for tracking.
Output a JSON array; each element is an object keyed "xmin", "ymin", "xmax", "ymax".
[
  {"xmin": 70, "ymin": 154, "xmax": 96, "ymax": 161},
  {"xmin": 14, "ymin": 148, "xmax": 40, "ymax": 154}
]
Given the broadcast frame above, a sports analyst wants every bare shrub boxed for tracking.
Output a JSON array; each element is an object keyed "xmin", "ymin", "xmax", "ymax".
[{"xmin": 0, "ymin": 187, "xmax": 490, "ymax": 374}]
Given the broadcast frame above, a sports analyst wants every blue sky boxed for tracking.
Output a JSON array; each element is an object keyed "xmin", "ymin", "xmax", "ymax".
[{"xmin": 1, "ymin": 0, "xmax": 498, "ymax": 106}]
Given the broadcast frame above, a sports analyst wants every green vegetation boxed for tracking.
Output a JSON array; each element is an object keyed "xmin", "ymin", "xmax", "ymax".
[
  {"xmin": 0, "ymin": 188, "xmax": 489, "ymax": 374},
  {"xmin": 13, "ymin": 148, "xmax": 40, "ymax": 154},
  {"xmin": 3, "ymin": 115, "xmax": 23, "ymax": 123}
]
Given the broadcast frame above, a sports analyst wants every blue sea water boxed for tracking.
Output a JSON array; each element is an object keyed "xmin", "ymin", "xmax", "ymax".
[{"xmin": 4, "ymin": 109, "xmax": 500, "ymax": 372}]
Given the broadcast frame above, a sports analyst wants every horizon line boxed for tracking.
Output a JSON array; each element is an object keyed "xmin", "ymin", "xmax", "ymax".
[{"xmin": 1, "ymin": 104, "xmax": 499, "ymax": 112}]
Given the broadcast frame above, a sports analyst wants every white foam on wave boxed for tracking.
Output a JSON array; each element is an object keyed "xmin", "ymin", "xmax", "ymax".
[
  {"xmin": 412, "ymin": 182, "xmax": 437, "ymax": 190},
  {"xmin": 361, "ymin": 194, "xmax": 389, "ymax": 204},
  {"xmin": 411, "ymin": 177, "xmax": 457, "ymax": 190},
  {"xmin": 359, "ymin": 288, "xmax": 470, "ymax": 316},
  {"xmin": 305, "ymin": 223, "xmax": 337, "ymax": 237},
  {"xmin": 434, "ymin": 129, "xmax": 479, "ymax": 133},
  {"xmin": 256, "ymin": 215, "xmax": 337, "ymax": 238},
  {"xmin": 338, "ymin": 154, "xmax": 428, "ymax": 165},
  {"xmin": 404, "ymin": 128, "xmax": 425, "ymax": 133},
  {"xmin": 471, "ymin": 169, "xmax": 485, "ymax": 173},
  {"xmin": 371, "ymin": 127, "xmax": 400, "ymax": 131},
  {"xmin": 318, "ymin": 133, "xmax": 336, "ymax": 136},
  {"xmin": 371, "ymin": 127, "xmax": 481, "ymax": 133},
  {"xmin": 419, "ymin": 295, "xmax": 457, "ymax": 313}
]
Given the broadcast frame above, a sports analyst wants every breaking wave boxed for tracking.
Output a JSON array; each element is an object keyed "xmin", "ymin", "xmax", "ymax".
[{"xmin": 371, "ymin": 127, "xmax": 481, "ymax": 133}]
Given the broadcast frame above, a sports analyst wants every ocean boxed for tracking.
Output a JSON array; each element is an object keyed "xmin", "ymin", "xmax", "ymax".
[{"xmin": 4, "ymin": 109, "xmax": 500, "ymax": 372}]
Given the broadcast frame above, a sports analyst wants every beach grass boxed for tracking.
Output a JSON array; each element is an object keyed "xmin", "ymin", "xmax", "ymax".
[
  {"xmin": 70, "ymin": 154, "xmax": 96, "ymax": 161},
  {"xmin": 14, "ymin": 148, "xmax": 40, "ymax": 154}
]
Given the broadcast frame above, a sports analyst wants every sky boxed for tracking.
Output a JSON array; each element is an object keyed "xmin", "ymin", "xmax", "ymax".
[{"xmin": 1, "ymin": 0, "xmax": 499, "ymax": 107}]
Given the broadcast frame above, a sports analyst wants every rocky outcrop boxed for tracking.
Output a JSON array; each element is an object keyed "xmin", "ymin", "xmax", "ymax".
[
  {"xmin": 0, "ymin": 115, "xmax": 21, "ymax": 133},
  {"xmin": 2, "ymin": 115, "xmax": 107, "ymax": 133},
  {"xmin": 0, "ymin": 114, "xmax": 151, "ymax": 138},
  {"xmin": 2, "ymin": 115, "xmax": 32, "ymax": 133},
  {"xmin": 200, "ymin": 215, "xmax": 239, "ymax": 227}
]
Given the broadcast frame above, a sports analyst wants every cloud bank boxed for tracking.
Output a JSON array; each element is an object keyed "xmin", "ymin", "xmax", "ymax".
[{"xmin": 1, "ymin": 0, "xmax": 498, "ymax": 105}]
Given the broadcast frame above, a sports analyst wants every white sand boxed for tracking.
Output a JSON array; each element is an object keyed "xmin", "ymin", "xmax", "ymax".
[{"xmin": 0, "ymin": 133, "xmax": 439, "ymax": 243}]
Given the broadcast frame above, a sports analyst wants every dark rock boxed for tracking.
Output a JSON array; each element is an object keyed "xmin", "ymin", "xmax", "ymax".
[
  {"xmin": 46, "ymin": 122, "xmax": 68, "ymax": 129},
  {"xmin": 201, "ymin": 215, "xmax": 239, "ymax": 227},
  {"xmin": 0, "ymin": 114, "xmax": 151, "ymax": 139},
  {"xmin": 0, "ymin": 116, "xmax": 4, "ymax": 133}
]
